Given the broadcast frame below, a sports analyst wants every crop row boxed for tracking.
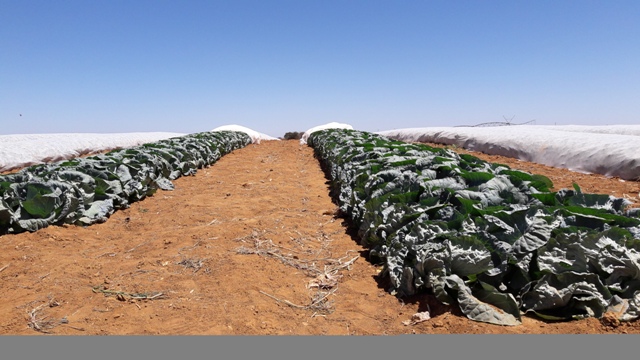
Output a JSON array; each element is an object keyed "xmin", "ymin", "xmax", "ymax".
[
  {"xmin": 0, "ymin": 131, "xmax": 251, "ymax": 235},
  {"xmin": 307, "ymin": 128, "xmax": 640, "ymax": 325}
]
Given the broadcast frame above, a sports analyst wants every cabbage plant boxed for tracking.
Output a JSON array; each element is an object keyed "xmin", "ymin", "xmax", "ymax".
[
  {"xmin": 308, "ymin": 128, "xmax": 640, "ymax": 325},
  {"xmin": 0, "ymin": 131, "xmax": 251, "ymax": 234}
]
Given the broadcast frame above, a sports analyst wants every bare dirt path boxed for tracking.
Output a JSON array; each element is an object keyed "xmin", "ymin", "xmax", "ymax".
[{"xmin": 1, "ymin": 139, "xmax": 639, "ymax": 335}]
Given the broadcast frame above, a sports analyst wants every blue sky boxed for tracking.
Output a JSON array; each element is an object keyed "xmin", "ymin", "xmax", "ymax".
[{"xmin": 1, "ymin": 0, "xmax": 639, "ymax": 137}]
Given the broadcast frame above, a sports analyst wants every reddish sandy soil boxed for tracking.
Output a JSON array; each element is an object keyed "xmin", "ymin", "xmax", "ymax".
[{"xmin": 1, "ymin": 139, "xmax": 639, "ymax": 335}]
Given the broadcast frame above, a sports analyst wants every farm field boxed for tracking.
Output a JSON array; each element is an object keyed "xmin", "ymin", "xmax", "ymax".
[{"xmin": 1, "ymin": 139, "xmax": 639, "ymax": 335}]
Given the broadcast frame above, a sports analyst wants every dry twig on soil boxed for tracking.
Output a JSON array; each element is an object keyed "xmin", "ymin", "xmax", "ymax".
[
  {"xmin": 25, "ymin": 296, "xmax": 80, "ymax": 333},
  {"xmin": 177, "ymin": 257, "xmax": 207, "ymax": 273},
  {"xmin": 259, "ymin": 287, "xmax": 338, "ymax": 315},
  {"xmin": 236, "ymin": 229, "xmax": 358, "ymax": 315},
  {"xmin": 236, "ymin": 240, "xmax": 321, "ymax": 275},
  {"xmin": 233, "ymin": 229, "xmax": 263, "ymax": 243},
  {"xmin": 125, "ymin": 240, "xmax": 152, "ymax": 253},
  {"xmin": 91, "ymin": 285, "xmax": 167, "ymax": 301},
  {"xmin": 27, "ymin": 304, "xmax": 68, "ymax": 333},
  {"xmin": 179, "ymin": 240, "xmax": 203, "ymax": 252}
]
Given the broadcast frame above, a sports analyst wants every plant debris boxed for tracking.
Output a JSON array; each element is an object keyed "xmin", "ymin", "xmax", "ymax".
[{"xmin": 91, "ymin": 285, "xmax": 166, "ymax": 301}]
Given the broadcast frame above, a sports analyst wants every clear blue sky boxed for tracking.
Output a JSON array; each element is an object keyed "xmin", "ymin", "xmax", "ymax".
[{"xmin": 2, "ymin": 0, "xmax": 639, "ymax": 137}]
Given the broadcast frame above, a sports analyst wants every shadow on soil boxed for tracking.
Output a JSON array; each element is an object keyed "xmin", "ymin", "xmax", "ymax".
[{"xmin": 334, "ymin": 210, "xmax": 466, "ymax": 321}]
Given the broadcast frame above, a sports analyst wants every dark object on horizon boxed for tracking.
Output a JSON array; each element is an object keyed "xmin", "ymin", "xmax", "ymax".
[{"xmin": 282, "ymin": 131, "xmax": 304, "ymax": 140}]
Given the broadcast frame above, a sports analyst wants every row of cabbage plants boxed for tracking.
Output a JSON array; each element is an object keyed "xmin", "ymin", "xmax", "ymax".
[
  {"xmin": 0, "ymin": 131, "xmax": 251, "ymax": 234},
  {"xmin": 307, "ymin": 128, "xmax": 640, "ymax": 325}
]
